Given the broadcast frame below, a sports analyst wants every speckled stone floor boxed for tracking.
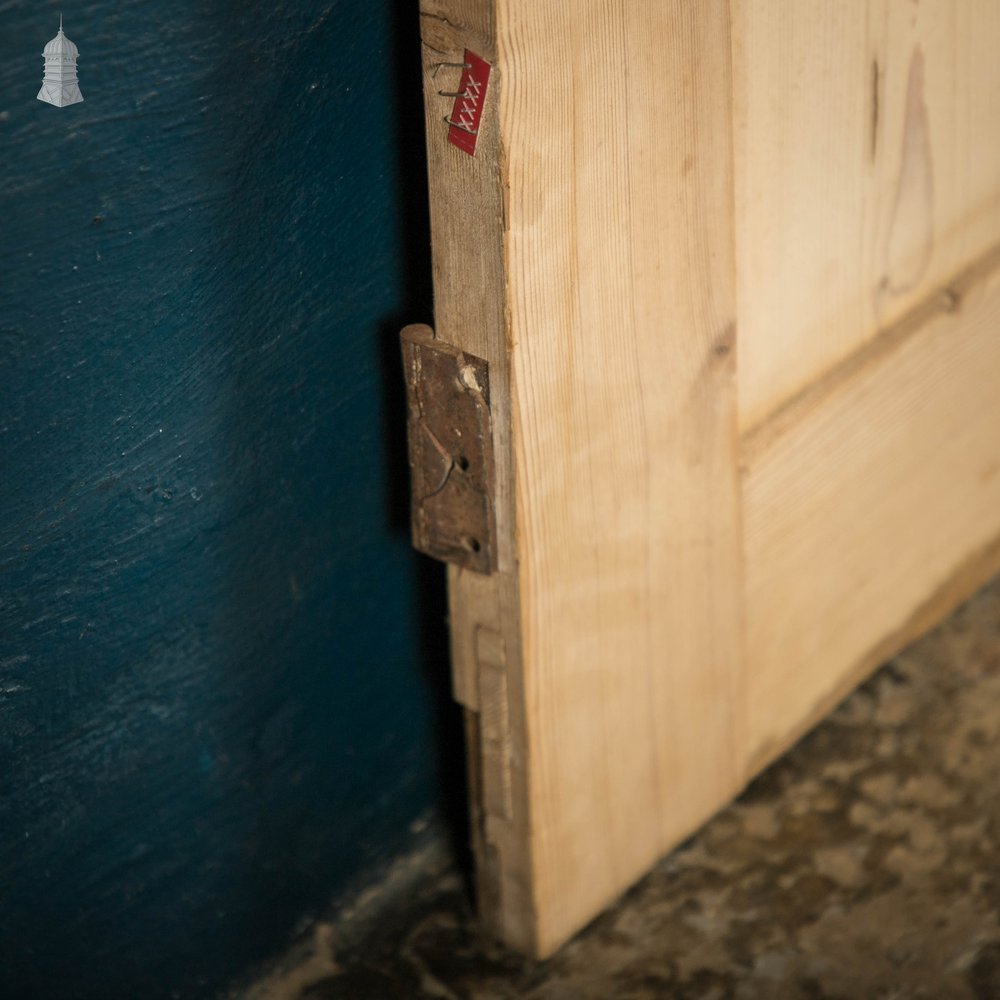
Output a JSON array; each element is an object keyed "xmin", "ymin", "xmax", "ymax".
[{"xmin": 245, "ymin": 576, "xmax": 1000, "ymax": 1000}]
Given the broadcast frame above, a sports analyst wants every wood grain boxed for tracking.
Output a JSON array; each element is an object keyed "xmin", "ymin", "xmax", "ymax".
[
  {"xmin": 744, "ymin": 245, "xmax": 1000, "ymax": 771},
  {"xmin": 498, "ymin": 0, "xmax": 744, "ymax": 956},
  {"xmin": 733, "ymin": 0, "xmax": 1000, "ymax": 430},
  {"xmin": 419, "ymin": 0, "xmax": 1000, "ymax": 962}
]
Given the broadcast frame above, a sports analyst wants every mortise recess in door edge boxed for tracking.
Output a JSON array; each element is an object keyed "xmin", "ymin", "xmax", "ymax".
[{"xmin": 415, "ymin": 1, "xmax": 536, "ymax": 955}]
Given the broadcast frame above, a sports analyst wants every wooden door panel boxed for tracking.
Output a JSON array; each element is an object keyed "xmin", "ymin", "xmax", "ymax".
[
  {"xmin": 413, "ymin": 0, "xmax": 1000, "ymax": 958},
  {"xmin": 744, "ymin": 247, "xmax": 1000, "ymax": 771},
  {"xmin": 734, "ymin": 0, "xmax": 1000, "ymax": 429}
]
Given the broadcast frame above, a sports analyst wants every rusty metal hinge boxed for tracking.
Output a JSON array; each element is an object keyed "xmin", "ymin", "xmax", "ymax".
[{"xmin": 400, "ymin": 324, "xmax": 496, "ymax": 574}]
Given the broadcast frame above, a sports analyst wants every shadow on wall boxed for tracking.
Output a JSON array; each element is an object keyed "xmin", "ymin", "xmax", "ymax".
[
  {"xmin": 383, "ymin": 2, "xmax": 474, "ymax": 885},
  {"xmin": 198, "ymin": 0, "xmax": 472, "ymax": 959},
  {"xmin": 0, "ymin": 3, "xmax": 464, "ymax": 999}
]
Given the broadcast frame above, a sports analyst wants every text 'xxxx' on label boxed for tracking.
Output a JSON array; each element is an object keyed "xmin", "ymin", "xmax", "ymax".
[{"xmin": 447, "ymin": 50, "xmax": 491, "ymax": 157}]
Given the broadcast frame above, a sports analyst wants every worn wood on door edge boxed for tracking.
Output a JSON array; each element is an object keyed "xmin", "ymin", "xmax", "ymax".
[{"xmin": 418, "ymin": 1, "xmax": 535, "ymax": 953}]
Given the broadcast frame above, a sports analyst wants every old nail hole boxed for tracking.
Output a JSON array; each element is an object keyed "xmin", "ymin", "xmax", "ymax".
[
  {"xmin": 462, "ymin": 536, "xmax": 481, "ymax": 554},
  {"xmin": 456, "ymin": 455, "xmax": 470, "ymax": 472}
]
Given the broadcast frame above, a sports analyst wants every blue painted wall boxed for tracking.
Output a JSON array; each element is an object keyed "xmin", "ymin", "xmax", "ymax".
[{"xmin": 0, "ymin": 3, "xmax": 450, "ymax": 997}]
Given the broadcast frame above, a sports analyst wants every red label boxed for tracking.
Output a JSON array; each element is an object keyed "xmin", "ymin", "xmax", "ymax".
[{"xmin": 447, "ymin": 50, "xmax": 491, "ymax": 156}]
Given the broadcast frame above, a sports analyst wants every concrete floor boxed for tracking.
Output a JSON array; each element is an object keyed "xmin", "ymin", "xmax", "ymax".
[{"xmin": 244, "ymin": 576, "xmax": 1000, "ymax": 999}]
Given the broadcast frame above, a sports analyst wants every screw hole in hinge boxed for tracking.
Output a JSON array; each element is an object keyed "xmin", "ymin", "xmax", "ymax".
[
  {"xmin": 462, "ymin": 536, "xmax": 482, "ymax": 554},
  {"xmin": 456, "ymin": 455, "xmax": 470, "ymax": 472}
]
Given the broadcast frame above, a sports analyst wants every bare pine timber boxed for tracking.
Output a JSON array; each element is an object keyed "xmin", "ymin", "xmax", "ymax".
[
  {"xmin": 416, "ymin": 0, "xmax": 1000, "ymax": 961},
  {"xmin": 501, "ymin": 0, "xmax": 745, "ymax": 957},
  {"xmin": 420, "ymin": 0, "xmax": 744, "ymax": 957},
  {"xmin": 733, "ymin": 0, "xmax": 1000, "ymax": 428},
  {"xmin": 743, "ymin": 245, "xmax": 1000, "ymax": 774},
  {"xmin": 733, "ymin": 0, "xmax": 1000, "ymax": 788}
]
